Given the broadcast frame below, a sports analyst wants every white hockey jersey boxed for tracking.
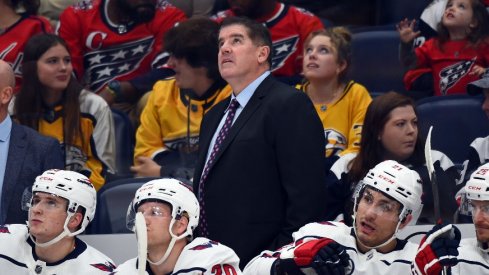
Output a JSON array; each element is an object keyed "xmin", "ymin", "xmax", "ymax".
[
  {"xmin": 244, "ymin": 221, "xmax": 418, "ymax": 275},
  {"xmin": 0, "ymin": 224, "xmax": 116, "ymax": 274},
  {"xmin": 114, "ymin": 237, "xmax": 242, "ymax": 274},
  {"xmin": 449, "ymin": 238, "xmax": 489, "ymax": 273}
]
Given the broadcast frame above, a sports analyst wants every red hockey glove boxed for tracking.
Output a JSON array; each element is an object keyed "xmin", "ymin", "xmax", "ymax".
[{"xmin": 413, "ymin": 224, "xmax": 461, "ymax": 275}]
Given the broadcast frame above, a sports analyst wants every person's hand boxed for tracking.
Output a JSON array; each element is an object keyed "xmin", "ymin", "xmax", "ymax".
[
  {"xmin": 470, "ymin": 65, "xmax": 488, "ymax": 77},
  {"xmin": 397, "ymin": 18, "xmax": 420, "ymax": 44},
  {"xmin": 276, "ymin": 238, "xmax": 350, "ymax": 275},
  {"xmin": 130, "ymin": 156, "xmax": 161, "ymax": 177},
  {"xmin": 412, "ymin": 224, "xmax": 461, "ymax": 275}
]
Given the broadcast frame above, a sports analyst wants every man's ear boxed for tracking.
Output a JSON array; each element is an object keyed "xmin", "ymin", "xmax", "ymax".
[
  {"xmin": 68, "ymin": 212, "xmax": 84, "ymax": 231},
  {"xmin": 257, "ymin": 45, "xmax": 270, "ymax": 65},
  {"xmin": 173, "ymin": 216, "xmax": 189, "ymax": 237},
  {"xmin": 399, "ymin": 214, "xmax": 413, "ymax": 230}
]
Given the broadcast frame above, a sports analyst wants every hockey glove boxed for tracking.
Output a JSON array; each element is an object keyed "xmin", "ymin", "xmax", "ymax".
[
  {"xmin": 413, "ymin": 223, "xmax": 461, "ymax": 275},
  {"xmin": 276, "ymin": 238, "xmax": 350, "ymax": 275}
]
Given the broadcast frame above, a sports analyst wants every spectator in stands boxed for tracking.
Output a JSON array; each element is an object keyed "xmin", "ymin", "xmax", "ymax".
[
  {"xmin": 212, "ymin": 0, "xmax": 324, "ymax": 85},
  {"xmin": 296, "ymin": 27, "xmax": 371, "ymax": 168},
  {"xmin": 115, "ymin": 178, "xmax": 242, "ymax": 274},
  {"xmin": 0, "ymin": 0, "xmax": 52, "ymax": 93},
  {"xmin": 56, "ymin": 0, "xmax": 186, "ymax": 115},
  {"xmin": 13, "ymin": 34, "xmax": 115, "ymax": 191},
  {"xmin": 0, "ymin": 59, "xmax": 64, "ymax": 225},
  {"xmin": 324, "ymin": 92, "xmax": 459, "ymax": 225},
  {"xmin": 166, "ymin": 0, "xmax": 216, "ymax": 17},
  {"xmin": 131, "ymin": 18, "xmax": 231, "ymax": 180},
  {"xmin": 0, "ymin": 169, "xmax": 116, "ymax": 274},
  {"xmin": 398, "ymin": 0, "xmax": 489, "ymax": 97}
]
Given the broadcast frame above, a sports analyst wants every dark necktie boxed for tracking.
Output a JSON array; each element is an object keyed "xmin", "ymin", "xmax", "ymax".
[{"xmin": 198, "ymin": 99, "xmax": 239, "ymax": 237}]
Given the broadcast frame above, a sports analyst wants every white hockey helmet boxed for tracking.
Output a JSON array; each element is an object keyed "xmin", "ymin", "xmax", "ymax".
[
  {"xmin": 355, "ymin": 160, "xmax": 423, "ymax": 223},
  {"xmin": 464, "ymin": 163, "xmax": 489, "ymax": 201},
  {"xmin": 127, "ymin": 178, "xmax": 199, "ymax": 239},
  {"xmin": 24, "ymin": 169, "xmax": 96, "ymax": 246}
]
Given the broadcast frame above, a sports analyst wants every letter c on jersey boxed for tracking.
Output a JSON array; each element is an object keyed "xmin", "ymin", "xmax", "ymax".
[{"xmin": 86, "ymin": 32, "xmax": 108, "ymax": 50}]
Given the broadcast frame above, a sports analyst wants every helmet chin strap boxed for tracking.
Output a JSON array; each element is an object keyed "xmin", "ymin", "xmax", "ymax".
[
  {"xmin": 28, "ymin": 212, "xmax": 76, "ymax": 248},
  {"xmin": 147, "ymin": 218, "xmax": 188, "ymax": 266},
  {"xmin": 478, "ymin": 241, "xmax": 489, "ymax": 253}
]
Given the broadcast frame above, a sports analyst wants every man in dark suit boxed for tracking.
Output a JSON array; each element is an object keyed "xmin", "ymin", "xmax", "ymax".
[
  {"xmin": 0, "ymin": 60, "xmax": 64, "ymax": 225},
  {"xmin": 193, "ymin": 16, "xmax": 327, "ymax": 267}
]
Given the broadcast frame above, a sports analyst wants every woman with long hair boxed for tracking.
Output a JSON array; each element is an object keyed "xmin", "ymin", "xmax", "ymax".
[
  {"xmin": 14, "ymin": 34, "xmax": 115, "ymax": 190},
  {"xmin": 324, "ymin": 91, "xmax": 459, "ymax": 225}
]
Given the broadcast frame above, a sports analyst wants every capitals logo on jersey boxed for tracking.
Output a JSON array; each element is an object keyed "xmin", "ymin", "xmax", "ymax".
[
  {"xmin": 272, "ymin": 36, "xmax": 299, "ymax": 72},
  {"xmin": 84, "ymin": 36, "xmax": 154, "ymax": 92},
  {"xmin": 0, "ymin": 225, "xmax": 10, "ymax": 233},
  {"xmin": 91, "ymin": 262, "xmax": 116, "ymax": 272},
  {"xmin": 439, "ymin": 58, "xmax": 475, "ymax": 95},
  {"xmin": 189, "ymin": 240, "xmax": 219, "ymax": 251}
]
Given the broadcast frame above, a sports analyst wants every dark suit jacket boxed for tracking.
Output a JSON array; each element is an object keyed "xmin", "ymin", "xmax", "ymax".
[
  {"xmin": 193, "ymin": 75, "xmax": 327, "ymax": 266},
  {"xmin": 1, "ymin": 122, "xmax": 64, "ymax": 224}
]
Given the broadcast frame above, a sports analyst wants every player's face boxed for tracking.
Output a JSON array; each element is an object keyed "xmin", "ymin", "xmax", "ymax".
[
  {"xmin": 218, "ymin": 24, "xmax": 267, "ymax": 90},
  {"xmin": 442, "ymin": 0, "xmax": 475, "ymax": 30},
  {"xmin": 167, "ymin": 56, "xmax": 208, "ymax": 91},
  {"xmin": 36, "ymin": 44, "xmax": 72, "ymax": 95},
  {"xmin": 482, "ymin": 90, "xmax": 489, "ymax": 119},
  {"xmin": 28, "ymin": 192, "xmax": 68, "ymax": 242},
  {"xmin": 355, "ymin": 188, "xmax": 402, "ymax": 248},
  {"xmin": 471, "ymin": 200, "xmax": 489, "ymax": 243},
  {"xmin": 380, "ymin": 105, "xmax": 418, "ymax": 162},
  {"xmin": 302, "ymin": 35, "xmax": 344, "ymax": 82},
  {"xmin": 138, "ymin": 201, "xmax": 173, "ymax": 250}
]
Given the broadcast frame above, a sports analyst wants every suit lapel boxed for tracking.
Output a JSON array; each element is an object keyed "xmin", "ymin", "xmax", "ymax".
[
  {"xmin": 2, "ymin": 123, "xmax": 27, "ymax": 217},
  {"xmin": 208, "ymin": 76, "xmax": 274, "ymax": 171}
]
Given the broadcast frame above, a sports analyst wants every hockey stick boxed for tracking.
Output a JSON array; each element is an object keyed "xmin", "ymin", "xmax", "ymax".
[
  {"xmin": 424, "ymin": 126, "xmax": 449, "ymax": 275},
  {"xmin": 135, "ymin": 212, "xmax": 148, "ymax": 275},
  {"xmin": 424, "ymin": 126, "xmax": 441, "ymax": 223}
]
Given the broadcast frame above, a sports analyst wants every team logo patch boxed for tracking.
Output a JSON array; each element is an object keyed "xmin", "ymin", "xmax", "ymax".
[
  {"xmin": 73, "ymin": 0, "xmax": 94, "ymax": 10},
  {"xmin": 189, "ymin": 240, "xmax": 219, "ymax": 250},
  {"xmin": 324, "ymin": 129, "xmax": 347, "ymax": 157},
  {"xmin": 439, "ymin": 58, "xmax": 475, "ymax": 95},
  {"xmin": 84, "ymin": 36, "xmax": 154, "ymax": 92},
  {"xmin": 271, "ymin": 36, "xmax": 299, "ymax": 72},
  {"xmin": 0, "ymin": 225, "xmax": 10, "ymax": 233},
  {"xmin": 91, "ymin": 262, "xmax": 116, "ymax": 272}
]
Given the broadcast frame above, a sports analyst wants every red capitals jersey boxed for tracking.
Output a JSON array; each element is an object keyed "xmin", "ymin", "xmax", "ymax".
[
  {"xmin": 213, "ymin": 3, "xmax": 324, "ymax": 77},
  {"xmin": 413, "ymin": 38, "xmax": 489, "ymax": 96},
  {"xmin": 0, "ymin": 15, "xmax": 52, "ymax": 93},
  {"xmin": 57, "ymin": 0, "xmax": 186, "ymax": 92}
]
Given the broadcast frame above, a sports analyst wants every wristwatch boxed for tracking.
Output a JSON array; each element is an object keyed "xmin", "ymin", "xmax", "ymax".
[{"xmin": 107, "ymin": 80, "xmax": 124, "ymax": 102}]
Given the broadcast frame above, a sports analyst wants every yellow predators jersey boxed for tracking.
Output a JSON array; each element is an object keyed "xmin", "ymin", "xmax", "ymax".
[
  {"xmin": 38, "ymin": 90, "xmax": 116, "ymax": 190},
  {"xmin": 135, "ymin": 79, "xmax": 232, "ymax": 161},
  {"xmin": 296, "ymin": 81, "xmax": 372, "ymax": 157}
]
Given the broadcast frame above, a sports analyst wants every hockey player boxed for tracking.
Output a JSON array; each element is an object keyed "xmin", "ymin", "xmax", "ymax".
[
  {"xmin": 244, "ymin": 160, "xmax": 424, "ymax": 275},
  {"xmin": 413, "ymin": 162, "xmax": 489, "ymax": 274},
  {"xmin": 0, "ymin": 169, "xmax": 116, "ymax": 274},
  {"xmin": 113, "ymin": 178, "xmax": 242, "ymax": 274}
]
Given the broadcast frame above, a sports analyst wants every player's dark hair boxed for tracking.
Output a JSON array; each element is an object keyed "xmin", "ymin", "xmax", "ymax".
[
  {"xmin": 437, "ymin": 0, "xmax": 489, "ymax": 47},
  {"xmin": 303, "ymin": 27, "xmax": 352, "ymax": 83},
  {"xmin": 15, "ymin": 33, "xmax": 85, "ymax": 154},
  {"xmin": 220, "ymin": 16, "xmax": 273, "ymax": 67},
  {"xmin": 9, "ymin": 0, "xmax": 40, "ymax": 15},
  {"xmin": 164, "ymin": 17, "xmax": 221, "ymax": 81},
  {"xmin": 348, "ymin": 92, "xmax": 424, "ymax": 183}
]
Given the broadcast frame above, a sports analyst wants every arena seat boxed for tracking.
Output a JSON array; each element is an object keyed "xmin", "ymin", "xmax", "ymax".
[
  {"xmin": 416, "ymin": 95, "xmax": 489, "ymax": 168},
  {"xmin": 111, "ymin": 108, "xmax": 134, "ymax": 176},
  {"xmin": 88, "ymin": 177, "xmax": 158, "ymax": 234},
  {"xmin": 348, "ymin": 30, "xmax": 406, "ymax": 96}
]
